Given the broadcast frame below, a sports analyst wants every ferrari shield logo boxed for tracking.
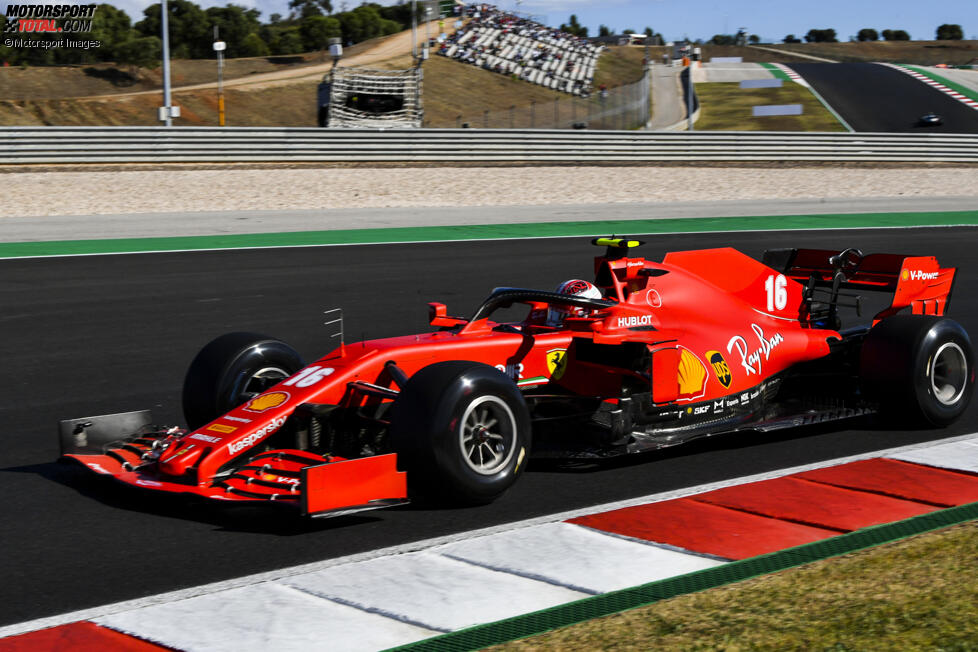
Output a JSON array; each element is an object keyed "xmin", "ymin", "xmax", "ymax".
[{"xmin": 546, "ymin": 348, "xmax": 568, "ymax": 380}]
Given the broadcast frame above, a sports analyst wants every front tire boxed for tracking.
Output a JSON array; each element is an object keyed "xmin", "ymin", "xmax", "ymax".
[
  {"xmin": 389, "ymin": 361, "xmax": 531, "ymax": 505},
  {"xmin": 861, "ymin": 316, "xmax": 974, "ymax": 426},
  {"xmin": 182, "ymin": 332, "xmax": 305, "ymax": 431}
]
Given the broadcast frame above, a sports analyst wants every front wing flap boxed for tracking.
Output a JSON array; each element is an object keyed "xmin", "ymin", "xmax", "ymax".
[{"xmin": 59, "ymin": 411, "xmax": 409, "ymax": 518}]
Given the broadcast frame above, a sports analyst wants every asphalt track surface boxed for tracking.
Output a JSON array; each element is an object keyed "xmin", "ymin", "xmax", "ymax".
[
  {"xmin": 788, "ymin": 62, "xmax": 978, "ymax": 133},
  {"xmin": 2, "ymin": 226, "xmax": 977, "ymax": 627}
]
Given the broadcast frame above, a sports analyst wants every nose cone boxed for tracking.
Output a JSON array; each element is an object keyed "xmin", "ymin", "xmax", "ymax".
[{"xmin": 158, "ymin": 443, "xmax": 205, "ymax": 476}]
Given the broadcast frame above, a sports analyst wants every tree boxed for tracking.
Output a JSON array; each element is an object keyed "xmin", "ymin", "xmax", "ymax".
[
  {"xmin": 598, "ymin": 24, "xmax": 610, "ymax": 37},
  {"xmin": 936, "ymin": 23, "xmax": 963, "ymax": 40},
  {"xmin": 857, "ymin": 28, "xmax": 878, "ymax": 41},
  {"xmin": 748, "ymin": 34, "xmax": 760, "ymax": 44},
  {"xmin": 882, "ymin": 29, "xmax": 910, "ymax": 41},
  {"xmin": 783, "ymin": 34, "xmax": 801, "ymax": 43},
  {"xmin": 301, "ymin": 14, "xmax": 341, "ymax": 53},
  {"xmin": 644, "ymin": 26, "xmax": 653, "ymax": 37},
  {"xmin": 559, "ymin": 14, "xmax": 587, "ymax": 38},
  {"xmin": 289, "ymin": 0, "xmax": 333, "ymax": 20},
  {"xmin": 709, "ymin": 34, "xmax": 736, "ymax": 45},
  {"xmin": 206, "ymin": 5, "xmax": 262, "ymax": 58},
  {"xmin": 136, "ymin": 1, "xmax": 212, "ymax": 59},
  {"xmin": 92, "ymin": 4, "xmax": 134, "ymax": 57},
  {"xmin": 805, "ymin": 28, "xmax": 838, "ymax": 43},
  {"xmin": 337, "ymin": 4, "xmax": 389, "ymax": 43},
  {"xmin": 115, "ymin": 35, "xmax": 162, "ymax": 78},
  {"xmin": 273, "ymin": 27, "xmax": 304, "ymax": 54},
  {"xmin": 240, "ymin": 32, "xmax": 270, "ymax": 57}
]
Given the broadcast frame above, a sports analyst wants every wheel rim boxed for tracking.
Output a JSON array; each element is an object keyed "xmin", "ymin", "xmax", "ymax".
[
  {"xmin": 459, "ymin": 395, "xmax": 517, "ymax": 476},
  {"xmin": 930, "ymin": 342, "xmax": 968, "ymax": 406},
  {"xmin": 239, "ymin": 366, "xmax": 291, "ymax": 401}
]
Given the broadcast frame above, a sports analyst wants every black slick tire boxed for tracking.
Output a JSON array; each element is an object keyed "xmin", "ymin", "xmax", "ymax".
[
  {"xmin": 182, "ymin": 332, "xmax": 305, "ymax": 431},
  {"xmin": 861, "ymin": 315, "xmax": 974, "ymax": 427},
  {"xmin": 389, "ymin": 361, "xmax": 531, "ymax": 505}
]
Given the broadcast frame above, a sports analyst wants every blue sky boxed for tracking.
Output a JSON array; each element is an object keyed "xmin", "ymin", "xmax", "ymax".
[{"xmin": 103, "ymin": 0, "xmax": 978, "ymax": 42}]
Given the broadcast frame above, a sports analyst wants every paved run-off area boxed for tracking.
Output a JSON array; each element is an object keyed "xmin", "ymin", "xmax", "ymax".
[{"xmin": 3, "ymin": 435, "xmax": 978, "ymax": 652}]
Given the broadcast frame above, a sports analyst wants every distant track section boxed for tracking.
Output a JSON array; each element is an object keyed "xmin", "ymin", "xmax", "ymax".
[
  {"xmin": 787, "ymin": 63, "xmax": 978, "ymax": 133},
  {"xmin": 2, "ymin": 127, "xmax": 977, "ymax": 163}
]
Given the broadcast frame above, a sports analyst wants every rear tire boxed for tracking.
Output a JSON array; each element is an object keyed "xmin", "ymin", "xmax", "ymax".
[
  {"xmin": 861, "ymin": 316, "xmax": 974, "ymax": 427},
  {"xmin": 182, "ymin": 332, "xmax": 305, "ymax": 431},
  {"xmin": 389, "ymin": 361, "xmax": 531, "ymax": 505}
]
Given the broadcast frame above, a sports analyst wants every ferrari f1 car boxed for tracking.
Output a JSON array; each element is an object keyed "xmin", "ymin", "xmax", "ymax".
[{"xmin": 60, "ymin": 238, "xmax": 974, "ymax": 517}]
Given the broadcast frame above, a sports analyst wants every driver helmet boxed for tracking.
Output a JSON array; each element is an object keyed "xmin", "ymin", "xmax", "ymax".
[{"xmin": 546, "ymin": 279, "xmax": 602, "ymax": 327}]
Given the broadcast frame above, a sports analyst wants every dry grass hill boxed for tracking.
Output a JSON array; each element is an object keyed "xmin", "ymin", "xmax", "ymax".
[
  {"xmin": 1, "ymin": 34, "xmax": 973, "ymax": 127},
  {"xmin": 0, "ymin": 27, "xmax": 648, "ymax": 127}
]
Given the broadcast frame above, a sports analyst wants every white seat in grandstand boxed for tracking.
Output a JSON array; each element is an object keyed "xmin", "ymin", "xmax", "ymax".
[{"xmin": 437, "ymin": 5, "xmax": 600, "ymax": 96}]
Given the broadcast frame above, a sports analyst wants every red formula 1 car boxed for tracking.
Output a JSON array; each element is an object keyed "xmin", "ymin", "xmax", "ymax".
[{"xmin": 60, "ymin": 238, "xmax": 974, "ymax": 517}]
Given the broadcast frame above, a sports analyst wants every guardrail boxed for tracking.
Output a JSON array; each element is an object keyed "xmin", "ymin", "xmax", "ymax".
[{"xmin": 2, "ymin": 127, "xmax": 977, "ymax": 163}]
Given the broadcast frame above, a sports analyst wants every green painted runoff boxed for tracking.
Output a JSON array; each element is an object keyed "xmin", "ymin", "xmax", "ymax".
[{"xmin": 0, "ymin": 210, "xmax": 976, "ymax": 259}]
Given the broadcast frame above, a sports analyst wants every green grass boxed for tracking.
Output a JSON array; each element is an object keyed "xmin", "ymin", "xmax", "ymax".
[
  {"xmin": 694, "ymin": 81, "xmax": 847, "ymax": 131},
  {"xmin": 902, "ymin": 65, "xmax": 978, "ymax": 102},
  {"xmin": 493, "ymin": 521, "xmax": 978, "ymax": 651},
  {"xmin": 766, "ymin": 40, "xmax": 978, "ymax": 66}
]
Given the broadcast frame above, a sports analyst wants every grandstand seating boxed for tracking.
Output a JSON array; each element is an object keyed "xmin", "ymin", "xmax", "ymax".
[{"xmin": 437, "ymin": 4, "xmax": 604, "ymax": 96}]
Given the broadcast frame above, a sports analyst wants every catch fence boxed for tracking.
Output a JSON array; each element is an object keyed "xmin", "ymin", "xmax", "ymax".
[{"xmin": 439, "ymin": 69, "xmax": 651, "ymax": 130}]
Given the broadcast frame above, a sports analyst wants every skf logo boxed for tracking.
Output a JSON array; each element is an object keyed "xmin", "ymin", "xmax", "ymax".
[
  {"xmin": 677, "ymin": 348, "xmax": 707, "ymax": 400},
  {"xmin": 903, "ymin": 269, "xmax": 938, "ymax": 281},
  {"xmin": 617, "ymin": 315, "xmax": 653, "ymax": 328},
  {"xmin": 546, "ymin": 348, "xmax": 568, "ymax": 380},
  {"xmin": 244, "ymin": 392, "xmax": 290, "ymax": 413},
  {"xmin": 706, "ymin": 350, "xmax": 732, "ymax": 388}
]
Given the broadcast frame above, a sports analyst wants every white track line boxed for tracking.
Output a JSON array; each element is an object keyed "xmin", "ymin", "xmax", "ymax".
[
  {"xmin": 2, "ymin": 430, "xmax": 975, "ymax": 640},
  {"xmin": 2, "ymin": 222, "xmax": 977, "ymax": 262},
  {"xmin": 881, "ymin": 63, "xmax": 978, "ymax": 111}
]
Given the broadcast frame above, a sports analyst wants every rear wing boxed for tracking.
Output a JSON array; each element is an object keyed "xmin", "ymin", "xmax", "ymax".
[{"xmin": 763, "ymin": 248, "xmax": 956, "ymax": 323}]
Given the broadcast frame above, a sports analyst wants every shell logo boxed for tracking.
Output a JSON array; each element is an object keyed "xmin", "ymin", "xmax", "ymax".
[
  {"xmin": 902, "ymin": 269, "xmax": 909, "ymax": 281},
  {"xmin": 677, "ymin": 348, "xmax": 708, "ymax": 400},
  {"xmin": 244, "ymin": 391, "xmax": 290, "ymax": 413}
]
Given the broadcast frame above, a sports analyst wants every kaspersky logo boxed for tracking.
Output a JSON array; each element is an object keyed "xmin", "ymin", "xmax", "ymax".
[{"xmin": 227, "ymin": 417, "xmax": 286, "ymax": 455}]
